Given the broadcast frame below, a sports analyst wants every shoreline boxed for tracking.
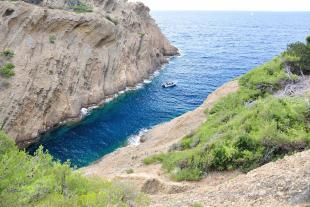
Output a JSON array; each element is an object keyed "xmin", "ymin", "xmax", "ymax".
[
  {"xmin": 83, "ymin": 80, "xmax": 239, "ymax": 177},
  {"xmin": 25, "ymin": 55, "xmax": 179, "ymax": 149}
]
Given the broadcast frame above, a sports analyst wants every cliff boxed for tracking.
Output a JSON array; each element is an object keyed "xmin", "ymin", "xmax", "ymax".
[{"xmin": 0, "ymin": 0, "xmax": 178, "ymax": 147}]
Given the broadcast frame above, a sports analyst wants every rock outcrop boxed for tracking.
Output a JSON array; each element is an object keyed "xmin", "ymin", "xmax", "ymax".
[{"xmin": 0, "ymin": 0, "xmax": 178, "ymax": 147}]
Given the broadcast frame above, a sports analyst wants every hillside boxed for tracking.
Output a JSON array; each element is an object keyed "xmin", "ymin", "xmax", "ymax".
[
  {"xmin": 0, "ymin": 131, "xmax": 149, "ymax": 206},
  {"xmin": 84, "ymin": 38, "xmax": 310, "ymax": 206}
]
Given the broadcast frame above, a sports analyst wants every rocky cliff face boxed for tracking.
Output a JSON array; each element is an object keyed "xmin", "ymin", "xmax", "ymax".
[{"xmin": 0, "ymin": 0, "xmax": 178, "ymax": 147}]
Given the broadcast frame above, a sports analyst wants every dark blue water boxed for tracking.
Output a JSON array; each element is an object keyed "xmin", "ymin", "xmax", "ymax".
[{"xmin": 28, "ymin": 12, "xmax": 310, "ymax": 167}]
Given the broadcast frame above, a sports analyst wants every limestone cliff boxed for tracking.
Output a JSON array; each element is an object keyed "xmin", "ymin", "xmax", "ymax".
[{"xmin": 0, "ymin": 0, "xmax": 178, "ymax": 147}]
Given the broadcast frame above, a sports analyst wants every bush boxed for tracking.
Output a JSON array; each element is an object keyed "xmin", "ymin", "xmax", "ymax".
[
  {"xmin": 284, "ymin": 37, "xmax": 310, "ymax": 73},
  {"xmin": 306, "ymin": 35, "xmax": 310, "ymax": 45},
  {"xmin": 49, "ymin": 35, "xmax": 56, "ymax": 44},
  {"xmin": 0, "ymin": 131, "xmax": 148, "ymax": 207},
  {"xmin": 0, "ymin": 49, "xmax": 14, "ymax": 58},
  {"xmin": 0, "ymin": 63, "xmax": 15, "ymax": 78},
  {"xmin": 71, "ymin": 3, "xmax": 93, "ymax": 13},
  {"xmin": 126, "ymin": 169, "xmax": 134, "ymax": 174}
]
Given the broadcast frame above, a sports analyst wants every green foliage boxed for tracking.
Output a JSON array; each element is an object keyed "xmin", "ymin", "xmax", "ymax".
[
  {"xmin": 0, "ymin": 131, "xmax": 15, "ymax": 154},
  {"xmin": 239, "ymin": 57, "xmax": 291, "ymax": 95},
  {"xmin": 306, "ymin": 36, "xmax": 310, "ymax": 45},
  {"xmin": 284, "ymin": 37, "xmax": 310, "ymax": 72},
  {"xmin": 192, "ymin": 203, "xmax": 204, "ymax": 207},
  {"xmin": 138, "ymin": 32, "xmax": 145, "ymax": 38},
  {"xmin": 0, "ymin": 63, "xmax": 15, "ymax": 78},
  {"xmin": 143, "ymin": 153, "xmax": 164, "ymax": 165},
  {"xmin": 71, "ymin": 3, "xmax": 93, "ymax": 13},
  {"xmin": 105, "ymin": 15, "xmax": 119, "ymax": 25},
  {"xmin": 49, "ymin": 35, "xmax": 56, "ymax": 44},
  {"xmin": 144, "ymin": 54, "xmax": 310, "ymax": 181},
  {"xmin": 0, "ymin": 131, "xmax": 148, "ymax": 207},
  {"xmin": 126, "ymin": 169, "xmax": 134, "ymax": 174},
  {"xmin": 0, "ymin": 49, "xmax": 15, "ymax": 58}
]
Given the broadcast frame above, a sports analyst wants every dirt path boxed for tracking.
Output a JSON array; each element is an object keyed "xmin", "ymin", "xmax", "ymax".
[{"xmin": 150, "ymin": 150, "xmax": 310, "ymax": 207}]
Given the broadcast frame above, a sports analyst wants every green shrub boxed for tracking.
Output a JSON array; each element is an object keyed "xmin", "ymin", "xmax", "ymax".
[
  {"xmin": 0, "ymin": 63, "xmax": 15, "ymax": 78},
  {"xmin": 126, "ymin": 169, "xmax": 134, "ymax": 174},
  {"xmin": 0, "ymin": 49, "xmax": 14, "ymax": 58},
  {"xmin": 239, "ymin": 57, "xmax": 291, "ymax": 94},
  {"xmin": 0, "ymin": 131, "xmax": 148, "ymax": 207},
  {"xmin": 71, "ymin": 3, "xmax": 93, "ymax": 13},
  {"xmin": 143, "ymin": 51, "xmax": 310, "ymax": 181},
  {"xmin": 284, "ymin": 37, "xmax": 310, "ymax": 72},
  {"xmin": 138, "ymin": 32, "xmax": 145, "ymax": 38},
  {"xmin": 49, "ymin": 35, "xmax": 56, "ymax": 44},
  {"xmin": 306, "ymin": 35, "xmax": 310, "ymax": 45}
]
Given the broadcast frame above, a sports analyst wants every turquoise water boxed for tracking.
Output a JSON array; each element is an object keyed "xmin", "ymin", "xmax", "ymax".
[{"xmin": 28, "ymin": 12, "xmax": 310, "ymax": 167}]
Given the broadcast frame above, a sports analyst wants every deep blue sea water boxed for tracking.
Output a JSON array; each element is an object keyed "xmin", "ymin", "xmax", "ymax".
[{"xmin": 28, "ymin": 12, "xmax": 310, "ymax": 167}]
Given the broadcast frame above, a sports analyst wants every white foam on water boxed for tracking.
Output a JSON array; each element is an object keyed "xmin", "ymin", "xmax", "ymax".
[
  {"xmin": 80, "ymin": 108, "xmax": 89, "ymax": 118},
  {"xmin": 104, "ymin": 97, "xmax": 114, "ymax": 103},
  {"xmin": 135, "ymin": 83, "xmax": 144, "ymax": 89},
  {"xmin": 143, "ymin": 79, "xmax": 152, "ymax": 84},
  {"xmin": 127, "ymin": 128, "xmax": 149, "ymax": 146},
  {"xmin": 89, "ymin": 106, "xmax": 98, "ymax": 110}
]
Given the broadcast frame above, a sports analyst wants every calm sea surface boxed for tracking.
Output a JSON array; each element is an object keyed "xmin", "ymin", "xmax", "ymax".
[{"xmin": 28, "ymin": 12, "xmax": 310, "ymax": 167}]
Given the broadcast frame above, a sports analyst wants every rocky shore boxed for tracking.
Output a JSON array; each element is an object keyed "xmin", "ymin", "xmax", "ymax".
[{"xmin": 0, "ymin": 0, "xmax": 178, "ymax": 148}]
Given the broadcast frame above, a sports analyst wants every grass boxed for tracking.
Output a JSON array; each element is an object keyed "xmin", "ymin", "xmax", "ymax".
[
  {"xmin": 70, "ymin": 3, "xmax": 93, "ymax": 13},
  {"xmin": 0, "ymin": 131, "xmax": 148, "ymax": 207},
  {"xmin": 0, "ymin": 63, "xmax": 15, "ymax": 78},
  {"xmin": 192, "ymin": 203, "xmax": 204, "ymax": 207},
  {"xmin": 143, "ymin": 56, "xmax": 310, "ymax": 181}
]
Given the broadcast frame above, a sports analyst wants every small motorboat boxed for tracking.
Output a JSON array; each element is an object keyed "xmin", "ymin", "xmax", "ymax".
[{"xmin": 162, "ymin": 81, "xmax": 176, "ymax": 88}]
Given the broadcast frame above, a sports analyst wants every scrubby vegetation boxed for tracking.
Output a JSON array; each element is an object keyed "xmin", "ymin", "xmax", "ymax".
[
  {"xmin": 70, "ymin": 3, "xmax": 93, "ymax": 13},
  {"xmin": 0, "ymin": 49, "xmax": 15, "ymax": 58},
  {"xmin": 282, "ymin": 37, "xmax": 310, "ymax": 75},
  {"xmin": 0, "ymin": 49, "xmax": 15, "ymax": 78},
  {"xmin": 0, "ymin": 63, "xmax": 15, "ymax": 78},
  {"xmin": 126, "ymin": 169, "xmax": 134, "ymax": 174},
  {"xmin": 192, "ymin": 203, "xmax": 204, "ymax": 207},
  {"xmin": 144, "ymin": 38, "xmax": 310, "ymax": 181},
  {"xmin": 49, "ymin": 35, "xmax": 56, "ymax": 44},
  {"xmin": 0, "ymin": 131, "xmax": 148, "ymax": 207},
  {"xmin": 138, "ymin": 32, "xmax": 146, "ymax": 38}
]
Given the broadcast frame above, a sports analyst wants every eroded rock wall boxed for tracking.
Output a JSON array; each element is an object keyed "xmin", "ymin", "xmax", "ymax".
[{"xmin": 0, "ymin": 0, "xmax": 178, "ymax": 147}]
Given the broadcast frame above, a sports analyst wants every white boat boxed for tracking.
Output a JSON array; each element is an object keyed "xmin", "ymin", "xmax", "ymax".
[{"xmin": 162, "ymin": 81, "xmax": 176, "ymax": 88}]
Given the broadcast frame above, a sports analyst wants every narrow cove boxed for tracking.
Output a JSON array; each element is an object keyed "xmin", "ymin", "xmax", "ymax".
[{"xmin": 28, "ymin": 11, "xmax": 310, "ymax": 167}]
